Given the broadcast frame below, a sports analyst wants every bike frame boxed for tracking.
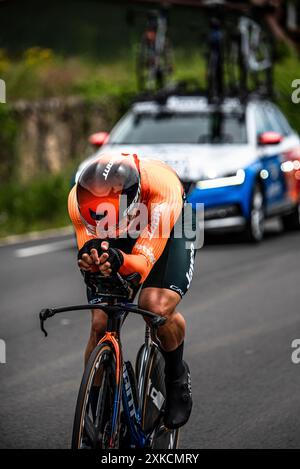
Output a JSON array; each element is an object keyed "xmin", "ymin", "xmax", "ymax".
[
  {"xmin": 96, "ymin": 304, "xmax": 146, "ymax": 448},
  {"xmin": 98, "ymin": 304, "xmax": 161, "ymax": 448}
]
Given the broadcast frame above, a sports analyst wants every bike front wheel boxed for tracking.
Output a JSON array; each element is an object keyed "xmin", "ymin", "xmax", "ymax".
[{"xmin": 71, "ymin": 342, "xmax": 120, "ymax": 449}]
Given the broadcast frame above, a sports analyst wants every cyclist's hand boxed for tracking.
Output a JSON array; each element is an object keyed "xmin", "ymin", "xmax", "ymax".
[
  {"xmin": 96, "ymin": 242, "xmax": 124, "ymax": 277},
  {"xmin": 98, "ymin": 241, "xmax": 112, "ymax": 277},
  {"xmin": 78, "ymin": 241, "xmax": 111, "ymax": 273},
  {"xmin": 78, "ymin": 252, "xmax": 95, "ymax": 271},
  {"xmin": 77, "ymin": 240, "xmax": 123, "ymax": 276}
]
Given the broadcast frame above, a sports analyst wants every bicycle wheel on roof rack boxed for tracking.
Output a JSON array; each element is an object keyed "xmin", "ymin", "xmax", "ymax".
[
  {"xmin": 136, "ymin": 340, "xmax": 179, "ymax": 449},
  {"xmin": 240, "ymin": 17, "xmax": 273, "ymax": 96},
  {"xmin": 136, "ymin": 40, "xmax": 155, "ymax": 91},
  {"xmin": 71, "ymin": 342, "xmax": 121, "ymax": 449},
  {"xmin": 136, "ymin": 39, "xmax": 173, "ymax": 92}
]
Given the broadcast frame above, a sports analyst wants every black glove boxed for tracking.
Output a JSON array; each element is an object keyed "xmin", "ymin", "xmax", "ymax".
[
  {"xmin": 77, "ymin": 239, "xmax": 103, "ymax": 260},
  {"xmin": 77, "ymin": 240, "xmax": 123, "ymax": 274},
  {"xmin": 106, "ymin": 248, "xmax": 124, "ymax": 274}
]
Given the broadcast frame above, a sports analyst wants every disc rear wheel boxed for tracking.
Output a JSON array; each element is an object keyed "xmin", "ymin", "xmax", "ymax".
[{"xmin": 136, "ymin": 342, "xmax": 179, "ymax": 449}]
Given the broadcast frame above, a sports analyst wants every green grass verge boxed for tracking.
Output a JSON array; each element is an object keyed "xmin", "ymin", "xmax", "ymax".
[{"xmin": 0, "ymin": 173, "xmax": 72, "ymax": 237}]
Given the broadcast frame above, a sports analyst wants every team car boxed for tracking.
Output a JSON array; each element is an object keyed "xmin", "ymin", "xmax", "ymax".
[{"xmin": 75, "ymin": 93, "xmax": 300, "ymax": 242}]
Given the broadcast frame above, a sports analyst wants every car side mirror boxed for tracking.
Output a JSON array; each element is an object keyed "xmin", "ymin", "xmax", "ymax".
[
  {"xmin": 88, "ymin": 131, "xmax": 109, "ymax": 147},
  {"xmin": 258, "ymin": 131, "xmax": 283, "ymax": 146}
]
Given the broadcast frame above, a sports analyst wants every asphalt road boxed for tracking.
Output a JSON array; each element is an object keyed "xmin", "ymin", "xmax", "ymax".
[{"xmin": 1, "ymin": 222, "xmax": 300, "ymax": 449}]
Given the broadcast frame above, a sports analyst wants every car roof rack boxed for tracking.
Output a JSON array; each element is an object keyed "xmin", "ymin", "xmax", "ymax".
[
  {"xmin": 132, "ymin": 80, "xmax": 273, "ymax": 108},
  {"xmin": 133, "ymin": 81, "xmax": 205, "ymax": 105}
]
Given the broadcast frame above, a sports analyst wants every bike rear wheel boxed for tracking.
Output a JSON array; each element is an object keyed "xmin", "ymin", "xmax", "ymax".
[
  {"xmin": 136, "ymin": 341, "xmax": 179, "ymax": 449},
  {"xmin": 71, "ymin": 342, "xmax": 120, "ymax": 449}
]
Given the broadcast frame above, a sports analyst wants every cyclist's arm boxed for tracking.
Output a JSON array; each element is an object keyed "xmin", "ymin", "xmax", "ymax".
[
  {"xmin": 68, "ymin": 185, "xmax": 96, "ymax": 249},
  {"xmin": 119, "ymin": 194, "xmax": 182, "ymax": 283}
]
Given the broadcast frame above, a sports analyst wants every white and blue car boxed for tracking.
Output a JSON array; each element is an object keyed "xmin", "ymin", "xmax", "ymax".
[{"xmin": 75, "ymin": 94, "xmax": 300, "ymax": 242}]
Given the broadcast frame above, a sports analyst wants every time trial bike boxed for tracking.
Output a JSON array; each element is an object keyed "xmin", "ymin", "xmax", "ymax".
[{"xmin": 39, "ymin": 272, "xmax": 179, "ymax": 449}]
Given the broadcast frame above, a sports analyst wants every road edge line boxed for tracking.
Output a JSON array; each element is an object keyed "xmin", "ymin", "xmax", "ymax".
[{"xmin": 0, "ymin": 226, "xmax": 73, "ymax": 247}]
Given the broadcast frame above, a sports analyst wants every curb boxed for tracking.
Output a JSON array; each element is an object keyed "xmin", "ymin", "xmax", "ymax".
[{"xmin": 0, "ymin": 226, "xmax": 73, "ymax": 247}]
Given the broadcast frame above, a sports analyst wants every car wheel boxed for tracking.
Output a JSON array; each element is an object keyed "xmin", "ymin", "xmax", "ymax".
[
  {"xmin": 281, "ymin": 203, "xmax": 300, "ymax": 231},
  {"xmin": 245, "ymin": 184, "xmax": 265, "ymax": 243}
]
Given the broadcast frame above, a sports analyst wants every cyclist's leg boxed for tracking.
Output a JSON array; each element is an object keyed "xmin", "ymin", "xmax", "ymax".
[
  {"xmin": 138, "ymin": 236, "xmax": 194, "ymax": 376},
  {"xmin": 139, "ymin": 205, "xmax": 196, "ymax": 351},
  {"xmin": 138, "ymin": 288, "xmax": 192, "ymax": 430},
  {"xmin": 85, "ymin": 286, "xmax": 108, "ymax": 406},
  {"xmin": 138, "ymin": 208, "xmax": 196, "ymax": 429},
  {"xmin": 138, "ymin": 287, "xmax": 184, "ymax": 352},
  {"xmin": 83, "ymin": 303, "xmax": 108, "ymax": 422},
  {"xmin": 85, "ymin": 307, "xmax": 108, "ymax": 365}
]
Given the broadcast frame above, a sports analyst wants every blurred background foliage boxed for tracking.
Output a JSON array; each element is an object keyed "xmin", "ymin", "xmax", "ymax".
[
  {"xmin": 0, "ymin": 173, "xmax": 72, "ymax": 237},
  {"xmin": 0, "ymin": 0, "xmax": 299, "ymax": 236}
]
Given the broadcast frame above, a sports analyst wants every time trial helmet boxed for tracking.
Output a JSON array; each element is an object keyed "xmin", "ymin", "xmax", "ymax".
[{"xmin": 76, "ymin": 153, "xmax": 141, "ymax": 237}]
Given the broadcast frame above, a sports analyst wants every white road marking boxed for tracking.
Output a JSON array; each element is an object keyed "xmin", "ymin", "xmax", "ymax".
[{"xmin": 15, "ymin": 239, "xmax": 73, "ymax": 258}]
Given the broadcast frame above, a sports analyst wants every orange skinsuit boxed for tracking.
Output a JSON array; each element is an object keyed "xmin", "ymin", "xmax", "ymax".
[{"xmin": 68, "ymin": 159, "xmax": 184, "ymax": 283}]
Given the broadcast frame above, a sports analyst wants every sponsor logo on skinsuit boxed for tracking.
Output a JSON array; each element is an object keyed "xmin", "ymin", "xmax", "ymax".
[
  {"xmin": 170, "ymin": 285, "xmax": 184, "ymax": 297},
  {"xmin": 186, "ymin": 243, "xmax": 195, "ymax": 290}
]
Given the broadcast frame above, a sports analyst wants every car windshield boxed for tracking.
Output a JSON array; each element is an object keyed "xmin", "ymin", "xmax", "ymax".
[{"xmin": 109, "ymin": 111, "xmax": 247, "ymax": 145}]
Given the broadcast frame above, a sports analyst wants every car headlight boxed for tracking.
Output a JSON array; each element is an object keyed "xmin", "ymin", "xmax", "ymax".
[{"xmin": 196, "ymin": 169, "xmax": 246, "ymax": 190}]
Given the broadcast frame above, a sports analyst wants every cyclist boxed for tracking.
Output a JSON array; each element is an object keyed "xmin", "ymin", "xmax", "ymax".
[{"xmin": 68, "ymin": 152, "xmax": 195, "ymax": 430}]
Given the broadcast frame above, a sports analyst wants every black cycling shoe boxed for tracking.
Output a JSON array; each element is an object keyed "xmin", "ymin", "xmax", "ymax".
[{"xmin": 163, "ymin": 361, "xmax": 192, "ymax": 430}]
